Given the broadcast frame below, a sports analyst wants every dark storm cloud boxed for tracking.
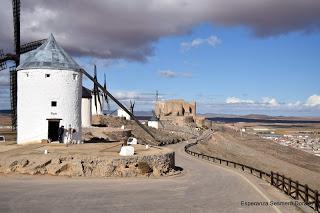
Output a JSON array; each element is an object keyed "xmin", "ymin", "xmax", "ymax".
[{"xmin": 0, "ymin": 0, "xmax": 319, "ymax": 61}]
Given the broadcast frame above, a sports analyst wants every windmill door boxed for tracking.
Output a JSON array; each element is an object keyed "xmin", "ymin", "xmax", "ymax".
[{"xmin": 48, "ymin": 120, "xmax": 60, "ymax": 141}]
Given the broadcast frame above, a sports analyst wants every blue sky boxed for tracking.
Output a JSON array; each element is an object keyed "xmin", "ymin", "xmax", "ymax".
[{"xmin": 79, "ymin": 24, "xmax": 320, "ymax": 116}]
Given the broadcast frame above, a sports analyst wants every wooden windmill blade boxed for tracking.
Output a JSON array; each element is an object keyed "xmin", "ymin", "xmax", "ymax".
[
  {"xmin": 7, "ymin": 0, "xmax": 21, "ymax": 129},
  {"xmin": 131, "ymin": 100, "xmax": 135, "ymax": 114},
  {"xmin": 94, "ymin": 65, "xmax": 102, "ymax": 109},
  {"xmin": 0, "ymin": 40, "xmax": 46, "ymax": 70},
  {"xmin": 0, "ymin": 50, "xmax": 8, "ymax": 71},
  {"xmin": 0, "ymin": 0, "xmax": 47, "ymax": 129},
  {"xmin": 12, "ymin": 0, "xmax": 21, "ymax": 61},
  {"xmin": 103, "ymin": 73, "xmax": 110, "ymax": 111},
  {"xmin": 93, "ymin": 64, "xmax": 97, "ymax": 112},
  {"xmin": 129, "ymin": 100, "xmax": 134, "ymax": 114},
  {"xmin": 0, "ymin": 53, "xmax": 18, "ymax": 69},
  {"xmin": 20, "ymin": 39, "xmax": 47, "ymax": 54},
  {"xmin": 93, "ymin": 64, "xmax": 101, "ymax": 113},
  {"xmin": 81, "ymin": 68, "xmax": 156, "ymax": 140}
]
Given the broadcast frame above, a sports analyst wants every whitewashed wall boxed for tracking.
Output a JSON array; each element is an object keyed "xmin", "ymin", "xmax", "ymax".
[
  {"xmin": 117, "ymin": 108, "xmax": 131, "ymax": 120},
  {"xmin": 17, "ymin": 69, "xmax": 82, "ymax": 144},
  {"xmin": 148, "ymin": 121, "xmax": 159, "ymax": 129},
  {"xmin": 81, "ymin": 98, "xmax": 92, "ymax": 127},
  {"xmin": 91, "ymin": 93, "xmax": 104, "ymax": 115}
]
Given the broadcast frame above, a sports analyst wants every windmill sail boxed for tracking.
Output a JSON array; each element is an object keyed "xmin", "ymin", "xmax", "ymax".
[
  {"xmin": 82, "ymin": 68, "xmax": 156, "ymax": 140},
  {"xmin": 12, "ymin": 0, "xmax": 21, "ymax": 62},
  {"xmin": 104, "ymin": 73, "xmax": 110, "ymax": 111},
  {"xmin": 129, "ymin": 100, "xmax": 135, "ymax": 114},
  {"xmin": 0, "ymin": 0, "xmax": 46, "ymax": 130},
  {"xmin": 92, "ymin": 64, "xmax": 102, "ymax": 114}
]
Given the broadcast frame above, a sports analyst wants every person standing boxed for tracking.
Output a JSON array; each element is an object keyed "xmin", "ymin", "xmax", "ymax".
[
  {"xmin": 67, "ymin": 124, "xmax": 73, "ymax": 144},
  {"xmin": 58, "ymin": 125, "xmax": 64, "ymax": 143}
]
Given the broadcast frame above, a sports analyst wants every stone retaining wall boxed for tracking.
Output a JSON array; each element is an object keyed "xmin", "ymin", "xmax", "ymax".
[{"xmin": 0, "ymin": 149, "xmax": 175, "ymax": 178}]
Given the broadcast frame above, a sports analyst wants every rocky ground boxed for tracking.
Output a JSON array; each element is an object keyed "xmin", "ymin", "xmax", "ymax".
[
  {"xmin": 192, "ymin": 124, "xmax": 320, "ymax": 190},
  {"xmin": 82, "ymin": 126, "xmax": 132, "ymax": 143},
  {"xmin": 94, "ymin": 115, "xmax": 194, "ymax": 146},
  {"xmin": 0, "ymin": 143, "xmax": 176, "ymax": 177},
  {"xmin": 0, "ymin": 114, "xmax": 15, "ymax": 142}
]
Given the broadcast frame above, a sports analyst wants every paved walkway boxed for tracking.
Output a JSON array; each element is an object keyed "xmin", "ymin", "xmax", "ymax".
[{"xmin": 0, "ymin": 142, "xmax": 306, "ymax": 213}]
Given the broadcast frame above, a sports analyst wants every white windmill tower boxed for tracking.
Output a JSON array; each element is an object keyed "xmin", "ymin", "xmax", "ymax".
[
  {"xmin": 81, "ymin": 86, "xmax": 92, "ymax": 127},
  {"xmin": 16, "ymin": 34, "xmax": 82, "ymax": 144}
]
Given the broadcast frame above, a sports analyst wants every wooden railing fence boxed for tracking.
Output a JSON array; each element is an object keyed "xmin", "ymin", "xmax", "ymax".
[{"xmin": 185, "ymin": 131, "xmax": 319, "ymax": 212}]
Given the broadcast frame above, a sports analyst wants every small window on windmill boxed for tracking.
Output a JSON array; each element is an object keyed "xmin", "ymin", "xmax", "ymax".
[
  {"xmin": 45, "ymin": 74, "xmax": 50, "ymax": 78},
  {"xmin": 73, "ymin": 74, "xmax": 78, "ymax": 80},
  {"xmin": 51, "ymin": 101, "xmax": 57, "ymax": 107},
  {"xmin": 25, "ymin": 72, "xmax": 29, "ymax": 77}
]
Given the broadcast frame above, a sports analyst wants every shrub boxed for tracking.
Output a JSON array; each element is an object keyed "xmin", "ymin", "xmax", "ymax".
[{"xmin": 138, "ymin": 161, "xmax": 153, "ymax": 174}]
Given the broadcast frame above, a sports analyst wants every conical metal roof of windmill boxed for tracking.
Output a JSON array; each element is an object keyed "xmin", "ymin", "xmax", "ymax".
[{"xmin": 17, "ymin": 34, "xmax": 81, "ymax": 71}]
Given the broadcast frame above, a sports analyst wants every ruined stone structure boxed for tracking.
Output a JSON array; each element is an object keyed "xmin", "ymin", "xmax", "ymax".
[{"xmin": 155, "ymin": 99, "xmax": 196, "ymax": 117}]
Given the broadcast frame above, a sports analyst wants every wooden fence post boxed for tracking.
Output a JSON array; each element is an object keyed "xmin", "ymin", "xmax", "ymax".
[
  {"xmin": 259, "ymin": 171, "xmax": 262, "ymax": 179},
  {"xmin": 295, "ymin": 181, "xmax": 299, "ymax": 200},
  {"xmin": 226, "ymin": 161, "xmax": 229, "ymax": 166},
  {"xmin": 288, "ymin": 178, "xmax": 291, "ymax": 195},
  {"xmin": 315, "ymin": 190, "xmax": 319, "ymax": 212},
  {"xmin": 305, "ymin": 184, "xmax": 309, "ymax": 203},
  {"xmin": 271, "ymin": 171, "xmax": 274, "ymax": 185},
  {"xmin": 282, "ymin": 175, "xmax": 285, "ymax": 191},
  {"xmin": 276, "ymin": 173, "xmax": 279, "ymax": 188},
  {"xmin": 242, "ymin": 165, "xmax": 244, "ymax": 171},
  {"xmin": 233, "ymin": 162, "xmax": 236, "ymax": 168}
]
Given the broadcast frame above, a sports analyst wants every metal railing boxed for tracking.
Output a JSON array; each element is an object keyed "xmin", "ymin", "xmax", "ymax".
[{"xmin": 184, "ymin": 132, "xmax": 320, "ymax": 212}]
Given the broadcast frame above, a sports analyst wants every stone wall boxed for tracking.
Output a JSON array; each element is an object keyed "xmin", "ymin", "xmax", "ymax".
[
  {"xmin": 0, "ymin": 148, "xmax": 175, "ymax": 178},
  {"xmin": 160, "ymin": 115, "xmax": 195, "ymax": 126},
  {"xmin": 155, "ymin": 99, "xmax": 196, "ymax": 117},
  {"xmin": 194, "ymin": 116, "xmax": 213, "ymax": 128}
]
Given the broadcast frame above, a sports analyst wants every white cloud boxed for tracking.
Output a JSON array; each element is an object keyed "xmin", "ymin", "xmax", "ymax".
[
  {"xmin": 158, "ymin": 70, "xmax": 192, "ymax": 78},
  {"xmin": 114, "ymin": 91, "xmax": 141, "ymax": 101},
  {"xmin": 225, "ymin": 96, "xmax": 280, "ymax": 107},
  {"xmin": 158, "ymin": 70, "xmax": 176, "ymax": 78},
  {"xmin": 287, "ymin": 101, "xmax": 301, "ymax": 107},
  {"xmin": 113, "ymin": 91, "xmax": 155, "ymax": 102},
  {"xmin": 225, "ymin": 97, "xmax": 254, "ymax": 104},
  {"xmin": 181, "ymin": 35, "xmax": 221, "ymax": 52},
  {"xmin": 305, "ymin": 95, "xmax": 320, "ymax": 107},
  {"xmin": 110, "ymin": 90, "xmax": 159, "ymax": 110},
  {"xmin": 261, "ymin": 97, "xmax": 279, "ymax": 107}
]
